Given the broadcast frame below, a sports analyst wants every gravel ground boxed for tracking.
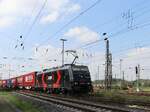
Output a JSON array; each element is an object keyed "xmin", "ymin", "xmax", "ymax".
[{"xmin": 13, "ymin": 93, "xmax": 77, "ymax": 112}]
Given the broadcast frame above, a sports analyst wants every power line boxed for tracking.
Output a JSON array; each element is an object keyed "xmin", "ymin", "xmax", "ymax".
[
  {"xmin": 23, "ymin": 0, "xmax": 47, "ymax": 44},
  {"xmin": 38, "ymin": 0, "xmax": 102, "ymax": 47},
  {"xmin": 36, "ymin": 15, "xmax": 150, "ymax": 61},
  {"xmin": 38, "ymin": 6, "xmax": 79, "ymax": 38},
  {"xmin": 9, "ymin": 0, "xmax": 150, "ymax": 72},
  {"xmin": 23, "ymin": 0, "xmax": 40, "ymax": 34},
  {"xmin": 75, "ymin": 7, "xmax": 150, "ymax": 50},
  {"xmin": 106, "ymin": 6, "xmax": 150, "ymax": 36},
  {"xmin": 28, "ymin": 19, "xmax": 150, "ymax": 70},
  {"xmin": 75, "ymin": 19, "xmax": 150, "ymax": 50},
  {"xmin": 92, "ymin": 0, "xmax": 150, "ymax": 31},
  {"xmin": 19, "ymin": 0, "xmax": 150, "ymax": 57},
  {"xmin": 114, "ymin": 42, "xmax": 150, "ymax": 57}
]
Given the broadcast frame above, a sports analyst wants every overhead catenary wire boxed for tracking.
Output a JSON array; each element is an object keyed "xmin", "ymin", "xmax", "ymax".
[
  {"xmin": 69, "ymin": 24, "xmax": 150, "ymax": 65},
  {"xmin": 13, "ymin": 0, "xmax": 40, "ymax": 50},
  {"xmin": 73, "ymin": 1, "xmax": 150, "ymax": 50},
  {"xmin": 10, "ymin": 1, "xmax": 150, "ymax": 69},
  {"xmin": 22, "ymin": 0, "xmax": 150, "ymax": 57},
  {"xmin": 111, "ymin": 5, "xmax": 150, "ymax": 31},
  {"xmin": 28, "ymin": 2, "xmax": 150, "ymax": 69},
  {"xmin": 23, "ymin": 0, "xmax": 40, "ymax": 34},
  {"xmin": 37, "ymin": 19, "xmax": 150, "ymax": 67},
  {"xmin": 75, "ymin": 18, "xmax": 150, "ymax": 50},
  {"xmin": 37, "ymin": 0, "xmax": 102, "ymax": 47},
  {"xmin": 38, "ymin": 18, "xmax": 150, "ymax": 65},
  {"xmin": 23, "ymin": 0, "xmax": 47, "ymax": 43},
  {"xmin": 38, "ymin": 8, "xmax": 79, "ymax": 38},
  {"xmin": 91, "ymin": 0, "xmax": 150, "ymax": 31},
  {"xmin": 23, "ymin": 0, "xmax": 103, "ymax": 63},
  {"xmin": 36, "ymin": 0, "xmax": 150, "ymax": 51}
]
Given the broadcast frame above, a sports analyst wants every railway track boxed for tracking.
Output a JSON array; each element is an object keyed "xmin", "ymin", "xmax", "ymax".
[{"xmin": 14, "ymin": 91, "xmax": 140, "ymax": 112}]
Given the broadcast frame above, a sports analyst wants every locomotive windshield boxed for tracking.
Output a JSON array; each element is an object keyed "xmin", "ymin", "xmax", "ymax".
[{"xmin": 72, "ymin": 66, "xmax": 91, "ymax": 80}]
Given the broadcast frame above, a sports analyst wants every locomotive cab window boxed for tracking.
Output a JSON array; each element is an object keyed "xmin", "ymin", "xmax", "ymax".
[{"xmin": 72, "ymin": 66, "xmax": 91, "ymax": 81}]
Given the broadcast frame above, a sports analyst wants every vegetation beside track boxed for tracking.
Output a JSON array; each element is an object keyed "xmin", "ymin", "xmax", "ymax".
[
  {"xmin": 92, "ymin": 90, "xmax": 150, "ymax": 106},
  {"xmin": 0, "ymin": 91, "xmax": 41, "ymax": 112}
]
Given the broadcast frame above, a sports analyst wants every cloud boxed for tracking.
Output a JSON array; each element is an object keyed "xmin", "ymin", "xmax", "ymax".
[
  {"xmin": 40, "ymin": 0, "xmax": 81, "ymax": 24},
  {"xmin": 65, "ymin": 26, "xmax": 100, "ymax": 44},
  {"xmin": 41, "ymin": 12, "xmax": 59, "ymax": 24},
  {"xmin": 0, "ymin": 0, "xmax": 81, "ymax": 28},
  {"xmin": 0, "ymin": 17, "xmax": 15, "ymax": 28},
  {"xmin": 113, "ymin": 47, "xmax": 150, "ymax": 80},
  {"xmin": 126, "ymin": 47, "xmax": 150, "ymax": 58},
  {"xmin": 0, "ymin": 0, "xmax": 37, "ymax": 28}
]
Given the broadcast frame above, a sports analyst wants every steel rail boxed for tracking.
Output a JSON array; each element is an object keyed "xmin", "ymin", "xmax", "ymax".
[{"xmin": 16, "ymin": 91, "xmax": 132, "ymax": 112}]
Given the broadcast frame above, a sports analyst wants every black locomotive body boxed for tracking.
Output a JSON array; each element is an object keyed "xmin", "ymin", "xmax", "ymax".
[{"xmin": 36, "ymin": 64, "xmax": 92, "ymax": 94}]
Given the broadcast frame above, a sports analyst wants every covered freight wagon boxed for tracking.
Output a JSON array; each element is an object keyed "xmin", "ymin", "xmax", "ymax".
[
  {"xmin": 6, "ymin": 79, "xmax": 12, "ymax": 88},
  {"xmin": 17, "ymin": 76, "xmax": 24, "ymax": 89},
  {"xmin": 2, "ymin": 80, "xmax": 7, "ymax": 88},
  {"xmin": 0, "ymin": 80, "xmax": 2, "ymax": 88},
  {"xmin": 23, "ymin": 72, "xmax": 36, "ymax": 89},
  {"xmin": 11, "ymin": 78, "xmax": 17, "ymax": 89}
]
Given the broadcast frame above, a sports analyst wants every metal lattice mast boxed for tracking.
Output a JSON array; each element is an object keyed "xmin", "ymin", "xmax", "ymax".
[{"xmin": 104, "ymin": 34, "xmax": 112, "ymax": 90}]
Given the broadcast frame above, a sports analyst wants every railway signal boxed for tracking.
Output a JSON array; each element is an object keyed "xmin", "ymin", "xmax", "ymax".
[{"xmin": 135, "ymin": 64, "xmax": 140, "ymax": 92}]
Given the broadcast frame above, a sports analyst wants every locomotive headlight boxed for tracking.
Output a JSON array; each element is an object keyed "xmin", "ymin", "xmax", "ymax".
[
  {"xmin": 74, "ymin": 82, "xmax": 78, "ymax": 85},
  {"xmin": 87, "ymin": 82, "xmax": 90, "ymax": 85}
]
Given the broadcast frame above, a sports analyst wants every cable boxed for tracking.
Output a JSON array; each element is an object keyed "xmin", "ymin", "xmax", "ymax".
[
  {"xmin": 74, "ymin": 2, "xmax": 150, "ymax": 50},
  {"xmin": 10, "ymin": 0, "xmax": 150, "ymax": 74},
  {"xmin": 37, "ymin": 0, "xmax": 102, "ymax": 47},
  {"xmin": 38, "ymin": 5, "xmax": 80, "ymax": 38},
  {"xmin": 106, "ymin": 5, "xmax": 150, "ymax": 36},
  {"xmin": 75, "ymin": 18, "xmax": 150, "ymax": 50},
  {"xmin": 23, "ymin": 0, "xmax": 47, "ymax": 43},
  {"xmin": 92, "ymin": 0, "xmax": 150, "ymax": 31},
  {"xmin": 23, "ymin": 0, "xmax": 40, "ymax": 34},
  {"xmin": 25, "ymin": 0, "xmax": 150, "ymax": 56}
]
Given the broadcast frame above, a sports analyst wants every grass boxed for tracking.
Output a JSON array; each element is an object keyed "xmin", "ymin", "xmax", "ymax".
[
  {"xmin": 141, "ymin": 87, "xmax": 150, "ymax": 92},
  {"xmin": 94, "ymin": 90, "xmax": 150, "ymax": 105},
  {"xmin": 0, "ymin": 91, "xmax": 41, "ymax": 112}
]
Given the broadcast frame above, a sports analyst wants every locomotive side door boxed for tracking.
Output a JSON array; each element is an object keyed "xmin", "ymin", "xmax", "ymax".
[
  {"xmin": 60, "ymin": 69, "xmax": 70, "ymax": 89},
  {"xmin": 45, "ymin": 72, "xmax": 53, "ymax": 88}
]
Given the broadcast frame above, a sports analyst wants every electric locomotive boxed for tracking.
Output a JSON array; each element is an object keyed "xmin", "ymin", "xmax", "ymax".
[
  {"xmin": 0, "ymin": 64, "xmax": 92, "ymax": 94},
  {"xmin": 36, "ymin": 64, "xmax": 92, "ymax": 94}
]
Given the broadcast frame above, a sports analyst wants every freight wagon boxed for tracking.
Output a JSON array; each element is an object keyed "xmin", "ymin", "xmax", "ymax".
[
  {"xmin": 17, "ymin": 76, "xmax": 24, "ymax": 89},
  {"xmin": 11, "ymin": 78, "xmax": 17, "ymax": 89},
  {"xmin": 2, "ymin": 80, "xmax": 7, "ymax": 88},
  {"xmin": 23, "ymin": 72, "xmax": 36, "ymax": 89},
  {"xmin": 0, "ymin": 80, "xmax": 2, "ymax": 88}
]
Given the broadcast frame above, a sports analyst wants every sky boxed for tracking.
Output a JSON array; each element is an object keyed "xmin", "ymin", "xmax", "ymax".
[{"xmin": 0, "ymin": 0, "xmax": 150, "ymax": 81}]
